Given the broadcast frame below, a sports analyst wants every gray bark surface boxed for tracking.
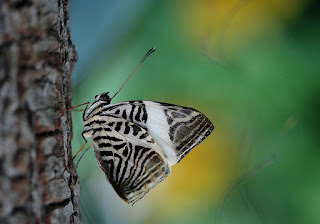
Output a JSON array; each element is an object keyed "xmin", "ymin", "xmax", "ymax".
[{"xmin": 0, "ymin": 0, "xmax": 80, "ymax": 223}]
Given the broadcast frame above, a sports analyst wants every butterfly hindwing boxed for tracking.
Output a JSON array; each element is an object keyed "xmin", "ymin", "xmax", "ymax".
[{"xmin": 83, "ymin": 114, "xmax": 170, "ymax": 204}]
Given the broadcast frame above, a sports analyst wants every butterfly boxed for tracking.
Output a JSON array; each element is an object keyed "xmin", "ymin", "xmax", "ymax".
[{"xmin": 75, "ymin": 47, "xmax": 214, "ymax": 205}]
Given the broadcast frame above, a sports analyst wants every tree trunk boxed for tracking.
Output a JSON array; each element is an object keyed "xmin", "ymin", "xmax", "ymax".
[{"xmin": 0, "ymin": 0, "xmax": 80, "ymax": 223}]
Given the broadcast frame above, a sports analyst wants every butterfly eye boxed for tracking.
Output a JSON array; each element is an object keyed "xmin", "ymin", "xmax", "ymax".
[
  {"xmin": 97, "ymin": 92, "xmax": 110, "ymax": 103},
  {"xmin": 94, "ymin": 94, "xmax": 101, "ymax": 101}
]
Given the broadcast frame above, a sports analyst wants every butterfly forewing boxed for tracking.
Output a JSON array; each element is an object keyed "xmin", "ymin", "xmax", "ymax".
[
  {"xmin": 144, "ymin": 101, "xmax": 214, "ymax": 164},
  {"xmin": 96, "ymin": 101, "xmax": 214, "ymax": 166},
  {"xmin": 82, "ymin": 100, "xmax": 214, "ymax": 204}
]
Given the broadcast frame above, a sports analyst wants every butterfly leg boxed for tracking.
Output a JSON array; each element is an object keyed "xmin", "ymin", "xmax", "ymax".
[
  {"xmin": 75, "ymin": 144, "xmax": 92, "ymax": 168},
  {"xmin": 59, "ymin": 101, "xmax": 90, "ymax": 115},
  {"xmin": 62, "ymin": 140, "xmax": 88, "ymax": 175},
  {"xmin": 73, "ymin": 140, "xmax": 88, "ymax": 160}
]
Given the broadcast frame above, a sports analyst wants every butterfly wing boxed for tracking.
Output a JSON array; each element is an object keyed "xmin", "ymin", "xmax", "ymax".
[
  {"xmin": 83, "ymin": 100, "xmax": 213, "ymax": 204},
  {"xmin": 97, "ymin": 101, "xmax": 214, "ymax": 166},
  {"xmin": 83, "ymin": 114, "xmax": 170, "ymax": 204}
]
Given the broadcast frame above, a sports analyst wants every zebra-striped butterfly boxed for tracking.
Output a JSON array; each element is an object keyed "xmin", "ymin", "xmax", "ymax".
[{"xmin": 77, "ymin": 47, "xmax": 214, "ymax": 204}]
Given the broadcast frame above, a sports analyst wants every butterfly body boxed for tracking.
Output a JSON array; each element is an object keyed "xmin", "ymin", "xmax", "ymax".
[
  {"xmin": 81, "ymin": 92, "xmax": 214, "ymax": 204},
  {"xmin": 77, "ymin": 44, "xmax": 214, "ymax": 205}
]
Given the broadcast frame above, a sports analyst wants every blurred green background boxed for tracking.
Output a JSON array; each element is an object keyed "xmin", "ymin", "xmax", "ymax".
[{"xmin": 69, "ymin": 0, "xmax": 320, "ymax": 223}]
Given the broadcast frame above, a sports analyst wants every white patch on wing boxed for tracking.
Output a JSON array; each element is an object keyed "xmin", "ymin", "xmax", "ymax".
[{"xmin": 144, "ymin": 101, "xmax": 179, "ymax": 166}]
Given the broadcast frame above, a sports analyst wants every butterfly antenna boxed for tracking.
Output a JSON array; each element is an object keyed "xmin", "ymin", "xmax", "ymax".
[{"xmin": 111, "ymin": 47, "xmax": 156, "ymax": 100}]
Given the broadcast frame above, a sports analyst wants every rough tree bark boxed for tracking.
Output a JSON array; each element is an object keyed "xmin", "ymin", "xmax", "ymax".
[{"xmin": 0, "ymin": 0, "xmax": 80, "ymax": 223}]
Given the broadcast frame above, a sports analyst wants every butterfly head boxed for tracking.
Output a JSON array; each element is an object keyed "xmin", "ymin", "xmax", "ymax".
[{"xmin": 95, "ymin": 92, "xmax": 111, "ymax": 104}]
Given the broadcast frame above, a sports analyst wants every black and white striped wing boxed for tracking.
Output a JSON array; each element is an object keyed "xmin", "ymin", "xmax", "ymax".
[
  {"xmin": 98, "ymin": 101, "xmax": 214, "ymax": 166},
  {"xmin": 83, "ymin": 115, "xmax": 170, "ymax": 204},
  {"xmin": 143, "ymin": 101, "xmax": 214, "ymax": 165},
  {"xmin": 83, "ymin": 100, "xmax": 213, "ymax": 204}
]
